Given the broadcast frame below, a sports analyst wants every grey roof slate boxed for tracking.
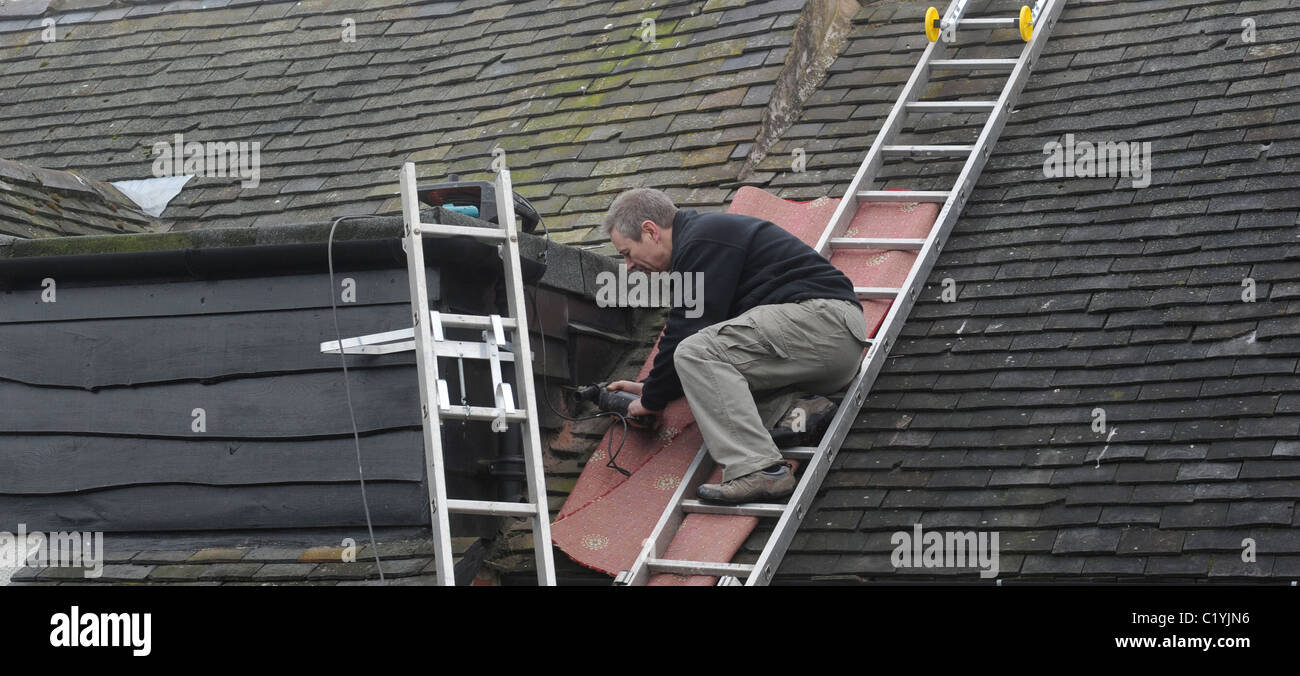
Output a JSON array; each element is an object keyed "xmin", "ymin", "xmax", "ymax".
[
  {"xmin": 9, "ymin": 530, "xmax": 489, "ymax": 586},
  {"xmin": 0, "ymin": 156, "xmax": 156, "ymax": 237},
  {"xmin": 0, "ymin": 0, "xmax": 813, "ymax": 244},
  {"xmin": 757, "ymin": 0, "xmax": 1300, "ymax": 583}
]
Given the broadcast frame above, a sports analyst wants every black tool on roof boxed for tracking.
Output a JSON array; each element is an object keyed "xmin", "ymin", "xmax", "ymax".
[
  {"xmin": 417, "ymin": 175, "xmax": 541, "ymax": 234},
  {"xmin": 568, "ymin": 382, "xmax": 656, "ymax": 430}
]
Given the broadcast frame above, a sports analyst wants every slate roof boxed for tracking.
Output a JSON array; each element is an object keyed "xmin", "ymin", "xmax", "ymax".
[
  {"xmin": 0, "ymin": 157, "xmax": 156, "ymax": 238},
  {"xmin": 3, "ymin": 0, "xmax": 1299, "ymax": 585},
  {"xmin": 761, "ymin": 0, "xmax": 1300, "ymax": 582},
  {"xmin": 0, "ymin": 0, "xmax": 812, "ymax": 245},
  {"xmin": 7, "ymin": 529, "xmax": 490, "ymax": 586}
]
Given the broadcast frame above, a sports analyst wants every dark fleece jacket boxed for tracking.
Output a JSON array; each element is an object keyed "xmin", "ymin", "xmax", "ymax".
[{"xmin": 638, "ymin": 208, "xmax": 860, "ymax": 411}]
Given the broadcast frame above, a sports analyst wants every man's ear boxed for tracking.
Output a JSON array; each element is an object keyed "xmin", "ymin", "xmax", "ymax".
[{"xmin": 641, "ymin": 219, "xmax": 658, "ymax": 241}]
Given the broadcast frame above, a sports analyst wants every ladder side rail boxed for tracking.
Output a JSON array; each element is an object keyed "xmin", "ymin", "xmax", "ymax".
[
  {"xmin": 940, "ymin": 0, "xmax": 972, "ymax": 29},
  {"xmin": 746, "ymin": 0, "xmax": 1066, "ymax": 585},
  {"xmin": 492, "ymin": 166, "xmax": 557, "ymax": 586},
  {"xmin": 743, "ymin": 338, "xmax": 883, "ymax": 585},
  {"xmin": 400, "ymin": 162, "xmax": 458, "ymax": 586},
  {"xmin": 814, "ymin": 0, "xmax": 958, "ymax": 258}
]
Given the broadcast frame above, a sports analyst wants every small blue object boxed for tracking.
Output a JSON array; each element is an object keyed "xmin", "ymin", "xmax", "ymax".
[{"xmin": 442, "ymin": 203, "xmax": 479, "ymax": 218}]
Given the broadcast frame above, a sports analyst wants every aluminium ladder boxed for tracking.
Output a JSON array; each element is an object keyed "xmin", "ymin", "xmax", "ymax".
[
  {"xmin": 615, "ymin": 0, "xmax": 1064, "ymax": 586},
  {"xmin": 321, "ymin": 161, "xmax": 556, "ymax": 586}
]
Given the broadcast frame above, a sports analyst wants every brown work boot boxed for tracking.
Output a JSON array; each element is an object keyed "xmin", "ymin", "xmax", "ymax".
[
  {"xmin": 697, "ymin": 464, "xmax": 796, "ymax": 504},
  {"xmin": 769, "ymin": 395, "xmax": 837, "ymax": 448}
]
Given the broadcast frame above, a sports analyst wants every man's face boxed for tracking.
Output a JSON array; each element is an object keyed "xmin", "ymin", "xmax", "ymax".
[{"xmin": 611, "ymin": 220, "xmax": 672, "ymax": 273}]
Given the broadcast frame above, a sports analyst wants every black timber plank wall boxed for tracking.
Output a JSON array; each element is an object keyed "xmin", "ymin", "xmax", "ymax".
[
  {"xmin": 0, "ymin": 217, "xmax": 637, "ymax": 537},
  {"xmin": 0, "ymin": 248, "xmax": 586, "ymax": 535},
  {"xmin": 0, "ymin": 260, "xmax": 484, "ymax": 533}
]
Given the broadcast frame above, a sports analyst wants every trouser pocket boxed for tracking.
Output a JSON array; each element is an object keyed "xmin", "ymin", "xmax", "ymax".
[
  {"xmin": 716, "ymin": 312, "xmax": 790, "ymax": 364},
  {"xmin": 778, "ymin": 300, "xmax": 869, "ymax": 391},
  {"xmin": 839, "ymin": 300, "xmax": 871, "ymax": 346}
]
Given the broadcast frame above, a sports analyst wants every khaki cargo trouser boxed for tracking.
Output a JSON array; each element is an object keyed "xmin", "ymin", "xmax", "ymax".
[{"xmin": 674, "ymin": 298, "xmax": 871, "ymax": 481}]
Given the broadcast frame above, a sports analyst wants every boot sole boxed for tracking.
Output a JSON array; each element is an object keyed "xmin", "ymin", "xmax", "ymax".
[{"xmin": 696, "ymin": 482, "xmax": 796, "ymax": 504}]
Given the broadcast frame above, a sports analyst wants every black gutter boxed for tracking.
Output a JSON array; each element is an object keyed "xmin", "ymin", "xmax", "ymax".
[{"xmin": 0, "ymin": 209, "xmax": 618, "ymax": 299}]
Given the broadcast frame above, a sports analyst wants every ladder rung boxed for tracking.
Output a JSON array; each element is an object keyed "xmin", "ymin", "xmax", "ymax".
[
  {"xmin": 930, "ymin": 58, "xmax": 1019, "ymax": 71},
  {"xmin": 414, "ymin": 222, "xmax": 507, "ymax": 242},
  {"xmin": 781, "ymin": 446, "xmax": 818, "ymax": 460},
  {"xmin": 681, "ymin": 500, "xmax": 786, "ymax": 517},
  {"xmin": 882, "ymin": 145, "xmax": 974, "ymax": 157},
  {"xmin": 445, "ymin": 499, "xmax": 539, "ymax": 517},
  {"xmin": 438, "ymin": 313, "xmax": 519, "ymax": 330},
  {"xmin": 830, "ymin": 237, "xmax": 927, "ymax": 251},
  {"xmin": 857, "ymin": 190, "xmax": 949, "ymax": 203},
  {"xmin": 954, "ymin": 17, "xmax": 1017, "ymax": 26},
  {"xmin": 324, "ymin": 338, "xmax": 521, "ymax": 360},
  {"xmin": 906, "ymin": 100, "xmax": 998, "ymax": 113},
  {"xmin": 440, "ymin": 405, "xmax": 529, "ymax": 422},
  {"xmin": 647, "ymin": 559, "xmax": 755, "ymax": 577},
  {"xmin": 855, "ymin": 287, "xmax": 902, "ymax": 299}
]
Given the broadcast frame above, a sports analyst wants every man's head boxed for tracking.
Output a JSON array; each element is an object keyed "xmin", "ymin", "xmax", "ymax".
[{"xmin": 601, "ymin": 188, "xmax": 678, "ymax": 273}]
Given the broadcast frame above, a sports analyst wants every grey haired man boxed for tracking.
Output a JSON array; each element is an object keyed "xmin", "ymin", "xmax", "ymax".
[{"xmin": 601, "ymin": 188, "xmax": 870, "ymax": 504}]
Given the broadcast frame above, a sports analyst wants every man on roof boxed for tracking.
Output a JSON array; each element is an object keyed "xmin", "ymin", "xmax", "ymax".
[{"xmin": 601, "ymin": 188, "xmax": 871, "ymax": 504}]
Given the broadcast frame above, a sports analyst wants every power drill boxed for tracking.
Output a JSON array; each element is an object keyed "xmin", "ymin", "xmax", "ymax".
[{"xmin": 569, "ymin": 382, "xmax": 656, "ymax": 428}]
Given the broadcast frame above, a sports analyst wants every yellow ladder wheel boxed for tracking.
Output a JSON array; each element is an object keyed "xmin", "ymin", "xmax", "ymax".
[
  {"xmin": 925, "ymin": 6, "xmax": 941, "ymax": 42},
  {"xmin": 1018, "ymin": 5, "xmax": 1034, "ymax": 41}
]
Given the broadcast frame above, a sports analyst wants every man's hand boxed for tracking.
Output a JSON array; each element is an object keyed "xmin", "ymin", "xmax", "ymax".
[
  {"xmin": 606, "ymin": 380, "xmax": 644, "ymax": 396},
  {"xmin": 627, "ymin": 397, "xmax": 658, "ymax": 419},
  {"xmin": 607, "ymin": 381, "xmax": 659, "ymax": 422}
]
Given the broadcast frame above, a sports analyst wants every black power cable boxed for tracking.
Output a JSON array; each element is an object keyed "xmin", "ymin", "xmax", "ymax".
[{"xmin": 326, "ymin": 215, "xmax": 388, "ymax": 583}]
